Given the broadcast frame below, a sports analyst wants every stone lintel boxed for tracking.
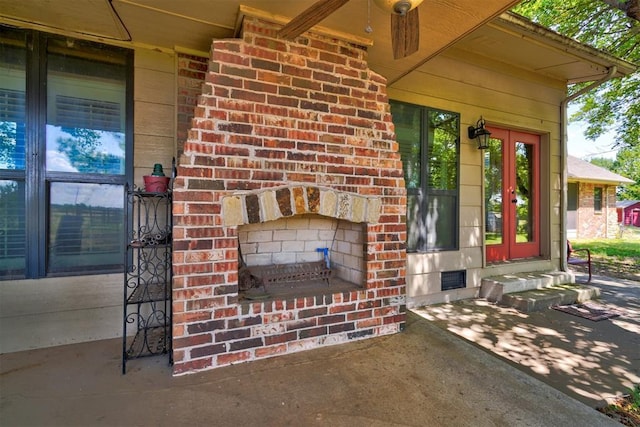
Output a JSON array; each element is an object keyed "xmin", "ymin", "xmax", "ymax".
[{"xmin": 221, "ymin": 185, "xmax": 382, "ymax": 226}]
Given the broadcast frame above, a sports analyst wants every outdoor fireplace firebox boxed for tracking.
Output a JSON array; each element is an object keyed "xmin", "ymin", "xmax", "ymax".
[
  {"xmin": 171, "ymin": 15, "xmax": 407, "ymax": 375},
  {"xmin": 228, "ymin": 185, "xmax": 378, "ymax": 302}
]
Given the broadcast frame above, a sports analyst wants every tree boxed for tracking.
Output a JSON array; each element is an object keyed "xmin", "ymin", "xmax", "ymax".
[
  {"xmin": 589, "ymin": 156, "xmax": 615, "ymax": 170},
  {"xmin": 601, "ymin": 0, "xmax": 640, "ymax": 21},
  {"xmin": 0, "ymin": 121, "xmax": 19, "ymax": 169},
  {"xmin": 613, "ymin": 145, "xmax": 640, "ymax": 200},
  {"xmin": 588, "ymin": 150, "xmax": 640, "ymax": 200},
  {"xmin": 56, "ymin": 127, "xmax": 124, "ymax": 174},
  {"xmin": 513, "ymin": 0, "xmax": 640, "ymax": 148}
]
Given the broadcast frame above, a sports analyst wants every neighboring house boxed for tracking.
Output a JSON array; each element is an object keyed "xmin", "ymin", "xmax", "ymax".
[
  {"xmin": 0, "ymin": 1, "xmax": 637, "ymax": 374},
  {"xmin": 617, "ymin": 200, "xmax": 640, "ymax": 227},
  {"xmin": 567, "ymin": 155, "xmax": 634, "ymax": 239}
]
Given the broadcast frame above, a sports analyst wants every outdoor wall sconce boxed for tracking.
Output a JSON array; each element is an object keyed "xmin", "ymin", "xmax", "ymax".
[{"xmin": 468, "ymin": 116, "xmax": 491, "ymax": 150}]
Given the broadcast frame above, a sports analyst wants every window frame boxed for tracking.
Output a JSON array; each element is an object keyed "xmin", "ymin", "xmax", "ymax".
[
  {"xmin": 0, "ymin": 26, "xmax": 133, "ymax": 279},
  {"xmin": 594, "ymin": 186, "xmax": 603, "ymax": 213},
  {"xmin": 567, "ymin": 182, "xmax": 578, "ymax": 211},
  {"xmin": 390, "ymin": 100, "xmax": 460, "ymax": 253}
]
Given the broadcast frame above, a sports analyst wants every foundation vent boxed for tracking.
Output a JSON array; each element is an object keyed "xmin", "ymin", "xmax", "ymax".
[{"xmin": 441, "ymin": 270, "xmax": 466, "ymax": 291}]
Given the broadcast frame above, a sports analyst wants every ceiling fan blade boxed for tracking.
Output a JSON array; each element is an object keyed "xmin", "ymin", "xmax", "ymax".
[
  {"xmin": 391, "ymin": 7, "xmax": 419, "ymax": 59},
  {"xmin": 278, "ymin": 0, "xmax": 350, "ymax": 40}
]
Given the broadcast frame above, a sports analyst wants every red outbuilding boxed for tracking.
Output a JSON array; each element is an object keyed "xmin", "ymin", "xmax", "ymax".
[{"xmin": 617, "ymin": 200, "xmax": 640, "ymax": 227}]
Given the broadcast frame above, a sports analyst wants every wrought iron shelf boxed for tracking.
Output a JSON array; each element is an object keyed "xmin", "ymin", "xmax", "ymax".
[
  {"xmin": 125, "ymin": 325, "xmax": 170, "ymax": 359},
  {"xmin": 126, "ymin": 282, "xmax": 170, "ymax": 304},
  {"xmin": 122, "ymin": 183, "xmax": 173, "ymax": 374},
  {"xmin": 128, "ymin": 242, "xmax": 172, "ymax": 249}
]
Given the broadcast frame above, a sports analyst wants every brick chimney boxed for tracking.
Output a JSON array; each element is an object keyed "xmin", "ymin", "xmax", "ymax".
[{"xmin": 171, "ymin": 16, "xmax": 407, "ymax": 375}]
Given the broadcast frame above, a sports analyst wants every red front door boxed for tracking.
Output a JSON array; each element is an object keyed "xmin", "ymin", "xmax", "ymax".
[{"xmin": 485, "ymin": 128, "xmax": 540, "ymax": 262}]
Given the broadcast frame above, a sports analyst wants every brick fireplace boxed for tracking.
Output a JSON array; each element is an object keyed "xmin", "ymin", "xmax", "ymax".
[{"xmin": 171, "ymin": 15, "xmax": 407, "ymax": 375}]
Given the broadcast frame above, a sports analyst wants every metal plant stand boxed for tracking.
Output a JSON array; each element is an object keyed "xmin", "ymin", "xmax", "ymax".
[{"xmin": 122, "ymin": 184, "xmax": 172, "ymax": 374}]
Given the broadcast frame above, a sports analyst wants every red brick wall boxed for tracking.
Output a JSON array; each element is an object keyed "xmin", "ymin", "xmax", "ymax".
[
  {"xmin": 177, "ymin": 53, "xmax": 208, "ymax": 155},
  {"xmin": 576, "ymin": 182, "xmax": 618, "ymax": 238},
  {"xmin": 171, "ymin": 17, "xmax": 407, "ymax": 374}
]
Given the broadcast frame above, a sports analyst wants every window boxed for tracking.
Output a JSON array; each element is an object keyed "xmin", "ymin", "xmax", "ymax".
[
  {"xmin": 0, "ymin": 26, "xmax": 132, "ymax": 279},
  {"xmin": 567, "ymin": 183, "xmax": 578, "ymax": 211},
  {"xmin": 390, "ymin": 101, "xmax": 460, "ymax": 252},
  {"xmin": 594, "ymin": 187, "xmax": 603, "ymax": 212}
]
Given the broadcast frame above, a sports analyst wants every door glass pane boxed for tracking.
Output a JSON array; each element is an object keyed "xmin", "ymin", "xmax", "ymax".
[
  {"xmin": 485, "ymin": 138, "xmax": 503, "ymax": 245},
  {"xmin": 46, "ymin": 39, "xmax": 126, "ymax": 174},
  {"xmin": 48, "ymin": 182, "xmax": 124, "ymax": 273},
  {"xmin": 0, "ymin": 180, "xmax": 25, "ymax": 277},
  {"xmin": 515, "ymin": 142, "xmax": 534, "ymax": 242},
  {"xmin": 0, "ymin": 30, "xmax": 26, "ymax": 170}
]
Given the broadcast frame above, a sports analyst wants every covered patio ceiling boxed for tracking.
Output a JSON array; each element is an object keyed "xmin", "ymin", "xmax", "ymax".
[
  {"xmin": 0, "ymin": 0, "xmax": 518, "ymax": 85},
  {"xmin": 0, "ymin": 0, "xmax": 635, "ymax": 85},
  {"xmin": 453, "ymin": 13, "xmax": 636, "ymax": 84}
]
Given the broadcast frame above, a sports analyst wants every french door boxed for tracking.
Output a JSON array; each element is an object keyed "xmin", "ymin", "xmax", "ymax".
[{"xmin": 484, "ymin": 128, "xmax": 540, "ymax": 262}]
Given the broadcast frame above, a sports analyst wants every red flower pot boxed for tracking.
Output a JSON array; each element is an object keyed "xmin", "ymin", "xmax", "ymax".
[{"xmin": 143, "ymin": 175, "xmax": 170, "ymax": 193}]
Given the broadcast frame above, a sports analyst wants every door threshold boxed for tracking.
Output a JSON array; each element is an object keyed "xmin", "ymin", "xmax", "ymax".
[{"xmin": 487, "ymin": 256, "xmax": 546, "ymax": 266}]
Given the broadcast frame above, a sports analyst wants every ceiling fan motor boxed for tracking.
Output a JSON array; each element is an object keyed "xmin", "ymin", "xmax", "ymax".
[{"xmin": 373, "ymin": 0, "xmax": 423, "ymax": 16}]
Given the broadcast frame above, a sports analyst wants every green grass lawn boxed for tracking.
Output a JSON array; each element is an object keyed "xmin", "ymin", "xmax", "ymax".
[
  {"xmin": 571, "ymin": 226, "xmax": 640, "ymax": 280},
  {"xmin": 571, "ymin": 238, "xmax": 640, "ymax": 259}
]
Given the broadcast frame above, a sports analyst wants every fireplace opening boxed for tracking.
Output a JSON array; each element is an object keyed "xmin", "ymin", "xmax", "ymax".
[{"xmin": 238, "ymin": 214, "xmax": 365, "ymax": 301}]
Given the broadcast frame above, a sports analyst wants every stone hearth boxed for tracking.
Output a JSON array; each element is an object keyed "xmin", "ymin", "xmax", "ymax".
[{"xmin": 171, "ymin": 15, "xmax": 407, "ymax": 374}]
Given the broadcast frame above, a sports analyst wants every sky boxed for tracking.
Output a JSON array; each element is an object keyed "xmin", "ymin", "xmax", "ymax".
[
  {"xmin": 567, "ymin": 122, "xmax": 619, "ymax": 160},
  {"xmin": 566, "ymin": 105, "xmax": 619, "ymax": 160}
]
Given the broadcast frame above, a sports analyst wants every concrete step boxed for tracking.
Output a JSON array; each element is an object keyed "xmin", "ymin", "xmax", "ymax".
[
  {"xmin": 499, "ymin": 284, "xmax": 601, "ymax": 312},
  {"xmin": 480, "ymin": 271, "xmax": 574, "ymax": 302}
]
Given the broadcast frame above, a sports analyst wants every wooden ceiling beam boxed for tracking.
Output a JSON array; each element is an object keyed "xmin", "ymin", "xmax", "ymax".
[{"xmin": 278, "ymin": 0, "xmax": 350, "ymax": 40}]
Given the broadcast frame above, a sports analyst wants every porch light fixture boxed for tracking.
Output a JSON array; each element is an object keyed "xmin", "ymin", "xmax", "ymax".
[
  {"xmin": 468, "ymin": 116, "xmax": 491, "ymax": 150},
  {"xmin": 373, "ymin": 0, "xmax": 423, "ymax": 15}
]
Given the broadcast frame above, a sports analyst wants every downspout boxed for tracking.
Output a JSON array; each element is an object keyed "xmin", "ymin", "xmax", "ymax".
[{"xmin": 559, "ymin": 65, "xmax": 617, "ymax": 272}]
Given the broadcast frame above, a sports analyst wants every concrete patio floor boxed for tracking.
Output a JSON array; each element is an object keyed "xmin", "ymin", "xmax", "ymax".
[
  {"xmin": 415, "ymin": 273, "xmax": 640, "ymax": 410},
  {"xmin": 1, "ymin": 273, "xmax": 636, "ymax": 426}
]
